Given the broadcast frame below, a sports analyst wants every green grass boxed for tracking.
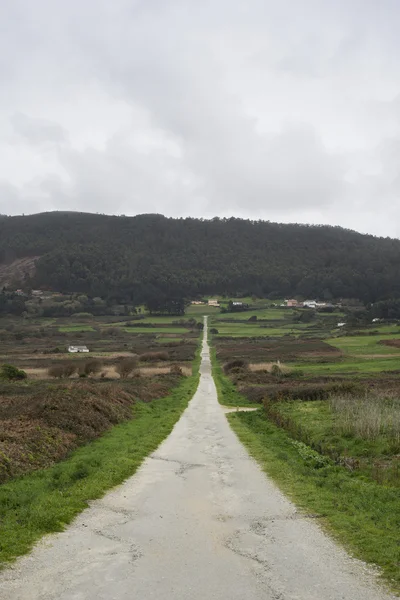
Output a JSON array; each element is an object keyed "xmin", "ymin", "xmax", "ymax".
[
  {"xmin": 186, "ymin": 305, "xmax": 221, "ymax": 316},
  {"xmin": 228, "ymin": 410, "xmax": 400, "ymax": 592},
  {"xmin": 0, "ymin": 357, "xmax": 201, "ymax": 567},
  {"xmin": 210, "ymin": 348, "xmax": 255, "ymax": 407},
  {"xmin": 290, "ymin": 356, "xmax": 400, "ymax": 376},
  {"xmin": 122, "ymin": 326, "xmax": 192, "ymax": 334},
  {"xmin": 212, "ymin": 346, "xmax": 400, "ymax": 590},
  {"xmin": 213, "ymin": 323, "xmax": 294, "ymax": 337},
  {"xmin": 274, "ymin": 400, "xmax": 399, "ymax": 459},
  {"xmin": 328, "ymin": 334, "xmax": 400, "ymax": 356}
]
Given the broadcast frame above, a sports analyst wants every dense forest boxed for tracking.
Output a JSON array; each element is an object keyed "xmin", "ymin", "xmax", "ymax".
[{"xmin": 1, "ymin": 212, "xmax": 400, "ymax": 304}]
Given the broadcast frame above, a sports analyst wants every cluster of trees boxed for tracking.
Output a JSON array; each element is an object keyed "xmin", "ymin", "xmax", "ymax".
[
  {"xmin": 0, "ymin": 290, "xmax": 136, "ymax": 318},
  {"xmin": 2, "ymin": 212, "xmax": 400, "ymax": 304},
  {"xmin": 0, "ymin": 290, "xmax": 26, "ymax": 316},
  {"xmin": 370, "ymin": 299, "xmax": 400, "ymax": 320},
  {"xmin": 221, "ymin": 301, "xmax": 250, "ymax": 313}
]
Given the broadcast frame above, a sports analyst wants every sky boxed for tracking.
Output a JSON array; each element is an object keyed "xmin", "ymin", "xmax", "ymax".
[{"xmin": 1, "ymin": 0, "xmax": 400, "ymax": 237}]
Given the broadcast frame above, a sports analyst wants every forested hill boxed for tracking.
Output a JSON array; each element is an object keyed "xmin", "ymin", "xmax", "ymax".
[{"xmin": 1, "ymin": 211, "xmax": 400, "ymax": 303}]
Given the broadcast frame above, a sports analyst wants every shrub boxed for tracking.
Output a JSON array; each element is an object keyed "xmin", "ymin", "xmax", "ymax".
[
  {"xmin": 107, "ymin": 327, "xmax": 123, "ymax": 337},
  {"xmin": 210, "ymin": 328, "xmax": 219, "ymax": 334},
  {"xmin": 79, "ymin": 359, "xmax": 102, "ymax": 377},
  {"xmin": 48, "ymin": 363, "xmax": 77, "ymax": 378},
  {"xmin": 270, "ymin": 364, "xmax": 282, "ymax": 377},
  {"xmin": 248, "ymin": 315, "xmax": 257, "ymax": 322},
  {"xmin": 63, "ymin": 363, "xmax": 78, "ymax": 378},
  {"xmin": 140, "ymin": 351, "xmax": 169, "ymax": 362},
  {"xmin": 48, "ymin": 365, "xmax": 67, "ymax": 378},
  {"xmin": 262, "ymin": 381, "xmax": 364, "ymax": 404},
  {"xmin": 0, "ymin": 364, "xmax": 27, "ymax": 380},
  {"xmin": 170, "ymin": 364, "xmax": 183, "ymax": 375},
  {"xmin": 223, "ymin": 358, "xmax": 249, "ymax": 374},
  {"xmin": 116, "ymin": 357, "xmax": 138, "ymax": 378}
]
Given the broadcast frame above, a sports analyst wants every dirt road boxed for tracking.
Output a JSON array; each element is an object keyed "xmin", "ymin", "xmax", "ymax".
[{"xmin": 1, "ymin": 323, "xmax": 396, "ymax": 599}]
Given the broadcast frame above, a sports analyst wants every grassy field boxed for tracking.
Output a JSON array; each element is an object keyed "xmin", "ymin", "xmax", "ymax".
[
  {"xmin": 0, "ymin": 350, "xmax": 201, "ymax": 567},
  {"xmin": 211, "ymin": 306, "xmax": 400, "ymax": 589},
  {"xmin": 211, "ymin": 355, "xmax": 400, "ymax": 591},
  {"xmin": 327, "ymin": 334, "xmax": 400, "ymax": 355},
  {"xmin": 229, "ymin": 410, "xmax": 400, "ymax": 592},
  {"xmin": 290, "ymin": 356, "xmax": 400, "ymax": 376}
]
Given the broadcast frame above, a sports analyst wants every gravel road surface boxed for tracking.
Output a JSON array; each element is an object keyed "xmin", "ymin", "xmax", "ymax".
[{"xmin": 0, "ymin": 322, "xmax": 396, "ymax": 599}]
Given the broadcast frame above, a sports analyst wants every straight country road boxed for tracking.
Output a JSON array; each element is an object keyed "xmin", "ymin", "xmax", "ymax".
[{"xmin": 0, "ymin": 321, "xmax": 396, "ymax": 599}]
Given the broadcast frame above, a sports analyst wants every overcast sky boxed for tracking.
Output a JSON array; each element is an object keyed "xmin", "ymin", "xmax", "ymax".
[{"xmin": 1, "ymin": 0, "xmax": 400, "ymax": 237}]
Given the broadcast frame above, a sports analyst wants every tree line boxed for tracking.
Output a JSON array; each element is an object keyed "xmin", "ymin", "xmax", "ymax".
[{"xmin": 1, "ymin": 211, "xmax": 400, "ymax": 304}]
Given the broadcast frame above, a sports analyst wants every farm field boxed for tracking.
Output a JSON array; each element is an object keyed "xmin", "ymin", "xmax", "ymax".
[
  {"xmin": 0, "ymin": 310, "xmax": 202, "ymax": 566},
  {"xmin": 211, "ymin": 303, "xmax": 400, "ymax": 590}
]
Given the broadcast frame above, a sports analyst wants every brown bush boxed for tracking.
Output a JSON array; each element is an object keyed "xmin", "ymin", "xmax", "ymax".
[
  {"xmin": 79, "ymin": 359, "xmax": 102, "ymax": 377},
  {"xmin": 140, "ymin": 351, "xmax": 169, "ymax": 362},
  {"xmin": 261, "ymin": 381, "xmax": 364, "ymax": 404},
  {"xmin": 223, "ymin": 358, "xmax": 249, "ymax": 374},
  {"xmin": 48, "ymin": 363, "xmax": 77, "ymax": 378},
  {"xmin": 116, "ymin": 356, "xmax": 138, "ymax": 378},
  {"xmin": 170, "ymin": 364, "xmax": 183, "ymax": 375}
]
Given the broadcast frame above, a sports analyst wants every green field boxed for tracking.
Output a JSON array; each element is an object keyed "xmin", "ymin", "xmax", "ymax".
[
  {"xmin": 327, "ymin": 334, "xmax": 400, "ymax": 356},
  {"xmin": 122, "ymin": 326, "xmax": 192, "ymax": 334},
  {"xmin": 290, "ymin": 356, "xmax": 400, "ymax": 376}
]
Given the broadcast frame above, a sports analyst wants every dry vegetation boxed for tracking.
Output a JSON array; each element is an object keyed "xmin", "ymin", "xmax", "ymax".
[
  {"xmin": 216, "ymin": 337, "xmax": 342, "ymax": 363},
  {"xmin": 330, "ymin": 392, "xmax": 400, "ymax": 442},
  {"xmin": 0, "ymin": 315, "xmax": 200, "ymax": 485},
  {"xmin": 0, "ymin": 374, "xmax": 183, "ymax": 484}
]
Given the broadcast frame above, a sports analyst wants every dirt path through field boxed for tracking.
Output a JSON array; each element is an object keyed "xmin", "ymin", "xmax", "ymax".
[{"xmin": 0, "ymin": 320, "xmax": 396, "ymax": 599}]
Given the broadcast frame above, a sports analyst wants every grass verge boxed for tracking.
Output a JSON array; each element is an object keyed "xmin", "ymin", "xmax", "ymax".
[
  {"xmin": 212, "ymin": 355, "xmax": 400, "ymax": 592},
  {"xmin": 228, "ymin": 411, "xmax": 400, "ymax": 591},
  {"xmin": 210, "ymin": 347, "xmax": 253, "ymax": 406},
  {"xmin": 0, "ymin": 353, "xmax": 200, "ymax": 568}
]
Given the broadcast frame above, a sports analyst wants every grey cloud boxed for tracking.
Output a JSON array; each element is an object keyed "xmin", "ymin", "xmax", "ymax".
[
  {"xmin": 1, "ymin": 0, "xmax": 400, "ymax": 236},
  {"xmin": 10, "ymin": 113, "xmax": 67, "ymax": 145}
]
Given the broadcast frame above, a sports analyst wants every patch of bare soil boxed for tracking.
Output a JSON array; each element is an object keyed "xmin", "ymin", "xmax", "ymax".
[
  {"xmin": 0, "ymin": 256, "xmax": 39, "ymax": 287},
  {"xmin": 380, "ymin": 339, "xmax": 400, "ymax": 348}
]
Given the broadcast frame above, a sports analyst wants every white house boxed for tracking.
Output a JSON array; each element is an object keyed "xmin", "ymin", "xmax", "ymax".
[
  {"xmin": 68, "ymin": 345, "xmax": 89, "ymax": 353},
  {"xmin": 303, "ymin": 300, "xmax": 317, "ymax": 308},
  {"xmin": 337, "ymin": 322, "xmax": 346, "ymax": 328}
]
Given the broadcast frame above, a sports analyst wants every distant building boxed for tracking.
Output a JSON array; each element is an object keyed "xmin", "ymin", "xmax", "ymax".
[
  {"xmin": 68, "ymin": 345, "xmax": 89, "ymax": 353},
  {"xmin": 337, "ymin": 322, "xmax": 346, "ymax": 328},
  {"xmin": 303, "ymin": 300, "xmax": 317, "ymax": 308},
  {"xmin": 285, "ymin": 299, "xmax": 299, "ymax": 307},
  {"xmin": 208, "ymin": 299, "xmax": 220, "ymax": 307},
  {"xmin": 191, "ymin": 301, "xmax": 204, "ymax": 305}
]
